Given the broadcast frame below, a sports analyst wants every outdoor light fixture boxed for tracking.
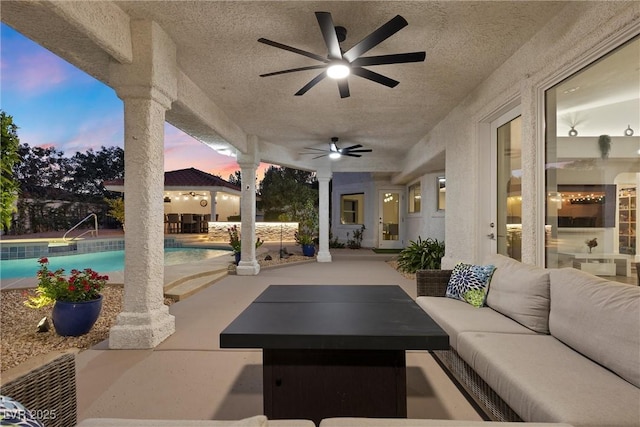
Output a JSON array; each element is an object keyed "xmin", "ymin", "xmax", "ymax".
[
  {"xmin": 568, "ymin": 126, "xmax": 578, "ymax": 137},
  {"xmin": 329, "ymin": 141, "xmax": 341, "ymax": 159},
  {"xmin": 326, "ymin": 60, "xmax": 350, "ymax": 79}
]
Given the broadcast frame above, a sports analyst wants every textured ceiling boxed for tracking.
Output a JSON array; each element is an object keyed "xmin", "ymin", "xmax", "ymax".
[
  {"xmin": 2, "ymin": 1, "xmax": 574, "ymax": 172},
  {"xmin": 112, "ymin": 1, "xmax": 568, "ymax": 169}
]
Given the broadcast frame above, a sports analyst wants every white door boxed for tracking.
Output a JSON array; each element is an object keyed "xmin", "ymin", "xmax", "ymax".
[
  {"xmin": 489, "ymin": 106, "xmax": 522, "ymax": 260},
  {"xmin": 378, "ymin": 190, "xmax": 403, "ymax": 249}
]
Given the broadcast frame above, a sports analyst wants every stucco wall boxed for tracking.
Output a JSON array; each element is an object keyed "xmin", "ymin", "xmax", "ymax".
[
  {"xmin": 405, "ymin": 172, "xmax": 445, "ymax": 244},
  {"xmin": 414, "ymin": 1, "xmax": 640, "ymax": 268},
  {"xmin": 331, "ymin": 173, "xmax": 377, "ymax": 247}
]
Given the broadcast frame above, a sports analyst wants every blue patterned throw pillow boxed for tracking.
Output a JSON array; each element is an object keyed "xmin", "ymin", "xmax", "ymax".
[
  {"xmin": 0, "ymin": 396, "xmax": 45, "ymax": 427},
  {"xmin": 445, "ymin": 262, "xmax": 496, "ymax": 307}
]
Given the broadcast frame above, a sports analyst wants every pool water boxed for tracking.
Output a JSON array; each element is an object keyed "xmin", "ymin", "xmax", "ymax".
[{"xmin": 0, "ymin": 248, "xmax": 229, "ymax": 280}]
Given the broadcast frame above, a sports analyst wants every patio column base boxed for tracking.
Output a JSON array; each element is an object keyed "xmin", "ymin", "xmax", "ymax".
[
  {"xmin": 108, "ymin": 306, "xmax": 175, "ymax": 349},
  {"xmin": 237, "ymin": 260, "xmax": 261, "ymax": 276},
  {"xmin": 317, "ymin": 251, "xmax": 332, "ymax": 262}
]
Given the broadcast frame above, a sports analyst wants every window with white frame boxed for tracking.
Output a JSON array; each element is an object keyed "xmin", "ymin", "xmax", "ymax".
[
  {"xmin": 341, "ymin": 193, "xmax": 364, "ymax": 224},
  {"xmin": 408, "ymin": 182, "xmax": 421, "ymax": 213},
  {"xmin": 544, "ymin": 36, "xmax": 639, "ymax": 279}
]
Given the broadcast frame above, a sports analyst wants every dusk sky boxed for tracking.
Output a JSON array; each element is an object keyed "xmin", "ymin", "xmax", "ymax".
[{"xmin": 1, "ymin": 23, "xmax": 268, "ymax": 181}]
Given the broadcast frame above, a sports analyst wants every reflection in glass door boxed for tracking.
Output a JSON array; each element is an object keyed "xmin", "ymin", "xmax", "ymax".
[
  {"xmin": 379, "ymin": 191, "xmax": 402, "ymax": 249},
  {"xmin": 496, "ymin": 116, "xmax": 522, "ymax": 261}
]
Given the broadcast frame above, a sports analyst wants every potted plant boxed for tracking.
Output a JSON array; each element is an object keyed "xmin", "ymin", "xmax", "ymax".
[
  {"xmin": 395, "ymin": 236, "xmax": 445, "ymax": 273},
  {"xmin": 295, "ymin": 231, "xmax": 316, "ymax": 256},
  {"xmin": 227, "ymin": 225, "xmax": 263, "ymax": 265},
  {"xmin": 24, "ymin": 257, "xmax": 108, "ymax": 336},
  {"xmin": 294, "ymin": 200, "xmax": 319, "ymax": 257},
  {"xmin": 585, "ymin": 237, "xmax": 598, "ymax": 253},
  {"xmin": 598, "ymin": 134, "xmax": 611, "ymax": 159}
]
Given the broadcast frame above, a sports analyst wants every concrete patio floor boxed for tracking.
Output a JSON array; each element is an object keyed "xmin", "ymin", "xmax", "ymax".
[{"xmin": 76, "ymin": 250, "xmax": 484, "ymax": 423}]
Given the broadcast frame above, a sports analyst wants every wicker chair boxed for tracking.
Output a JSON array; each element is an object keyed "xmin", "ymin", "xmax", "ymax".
[
  {"xmin": 416, "ymin": 269, "xmax": 522, "ymax": 422},
  {"xmin": 0, "ymin": 351, "xmax": 77, "ymax": 427}
]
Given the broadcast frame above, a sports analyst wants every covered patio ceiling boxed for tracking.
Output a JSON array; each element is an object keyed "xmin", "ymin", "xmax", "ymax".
[{"xmin": 2, "ymin": 1, "xmax": 568, "ymax": 177}]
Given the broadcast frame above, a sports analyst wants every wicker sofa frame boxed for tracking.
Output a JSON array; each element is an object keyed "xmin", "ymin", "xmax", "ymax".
[
  {"xmin": 0, "ymin": 351, "xmax": 77, "ymax": 427},
  {"xmin": 416, "ymin": 269, "xmax": 522, "ymax": 422}
]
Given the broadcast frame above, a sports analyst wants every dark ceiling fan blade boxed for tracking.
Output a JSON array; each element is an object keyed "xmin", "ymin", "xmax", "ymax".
[
  {"xmin": 351, "ymin": 51, "xmax": 426, "ymax": 67},
  {"xmin": 337, "ymin": 79, "xmax": 350, "ymax": 98},
  {"xmin": 258, "ymin": 38, "xmax": 328, "ymax": 63},
  {"xmin": 260, "ymin": 65, "xmax": 328, "ymax": 77},
  {"xmin": 342, "ymin": 15, "xmax": 408, "ymax": 62},
  {"xmin": 295, "ymin": 71, "xmax": 327, "ymax": 96},
  {"xmin": 316, "ymin": 12, "xmax": 342, "ymax": 60},
  {"xmin": 312, "ymin": 153, "xmax": 329, "ymax": 159},
  {"xmin": 301, "ymin": 148, "xmax": 329, "ymax": 153},
  {"xmin": 342, "ymin": 144, "xmax": 363, "ymax": 151},
  {"xmin": 345, "ymin": 149, "xmax": 373, "ymax": 154},
  {"xmin": 351, "ymin": 67, "xmax": 399, "ymax": 88},
  {"xmin": 344, "ymin": 153, "xmax": 362, "ymax": 157}
]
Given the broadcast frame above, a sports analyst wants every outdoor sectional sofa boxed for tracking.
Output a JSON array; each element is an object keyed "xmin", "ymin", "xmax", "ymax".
[{"xmin": 415, "ymin": 254, "xmax": 640, "ymax": 426}]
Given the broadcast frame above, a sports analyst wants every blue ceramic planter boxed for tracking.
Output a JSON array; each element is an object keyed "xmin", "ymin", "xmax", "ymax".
[
  {"xmin": 52, "ymin": 295, "xmax": 103, "ymax": 337},
  {"xmin": 302, "ymin": 244, "xmax": 316, "ymax": 257}
]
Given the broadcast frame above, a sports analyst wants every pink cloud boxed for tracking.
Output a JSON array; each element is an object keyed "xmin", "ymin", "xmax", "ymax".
[
  {"xmin": 64, "ymin": 116, "xmax": 123, "ymax": 153},
  {"xmin": 1, "ymin": 51, "xmax": 78, "ymax": 95}
]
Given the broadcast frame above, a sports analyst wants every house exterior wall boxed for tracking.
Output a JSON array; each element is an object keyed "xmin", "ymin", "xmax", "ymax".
[
  {"xmin": 445, "ymin": 2, "xmax": 638, "ymax": 268},
  {"xmin": 385, "ymin": 1, "xmax": 639, "ymax": 267},
  {"xmin": 331, "ymin": 172, "xmax": 377, "ymax": 248},
  {"xmin": 331, "ymin": 3, "xmax": 638, "ymax": 259},
  {"xmin": 404, "ymin": 172, "xmax": 445, "ymax": 245}
]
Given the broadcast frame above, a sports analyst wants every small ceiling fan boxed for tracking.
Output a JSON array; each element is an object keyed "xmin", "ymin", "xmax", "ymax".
[
  {"xmin": 258, "ymin": 12, "xmax": 426, "ymax": 98},
  {"xmin": 302, "ymin": 137, "xmax": 373, "ymax": 159}
]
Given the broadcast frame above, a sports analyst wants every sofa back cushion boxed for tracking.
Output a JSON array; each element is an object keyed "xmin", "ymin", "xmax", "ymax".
[
  {"xmin": 484, "ymin": 254, "xmax": 550, "ymax": 334},
  {"xmin": 549, "ymin": 268, "xmax": 640, "ymax": 388}
]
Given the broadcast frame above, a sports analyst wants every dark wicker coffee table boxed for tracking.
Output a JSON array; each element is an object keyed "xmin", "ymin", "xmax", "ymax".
[{"xmin": 220, "ymin": 285, "xmax": 448, "ymax": 425}]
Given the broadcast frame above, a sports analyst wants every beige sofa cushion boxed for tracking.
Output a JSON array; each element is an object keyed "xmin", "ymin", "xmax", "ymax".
[
  {"xmin": 76, "ymin": 416, "xmax": 295, "ymax": 427},
  {"xmin": 484, "ymin": 254, "xmax": 550, "ymax": 333},
  {"xmin": 319, "ymin": 418, "xmax": 574, "ymax": 426},
  {"xmin": 457, "ymin": 332, "xmax": 640, "ymax": 426},
  {"xmin": 549, "ymin": 268, "xmax": 640, "ymax": 388},
  {"xmin": 416, "ymin": 296, "xmax": 536, "ymax": 350}
]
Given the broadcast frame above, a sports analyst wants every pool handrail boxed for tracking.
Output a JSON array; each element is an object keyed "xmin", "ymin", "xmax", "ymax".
[{"xmin": 63, "ymin": 213, "xmax": 98, "ymax": 242}]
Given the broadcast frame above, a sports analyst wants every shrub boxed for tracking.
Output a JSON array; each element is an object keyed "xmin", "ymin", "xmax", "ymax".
[
  {"xmin": 346, "ymin": 225, "xmax": 365, "ymax": 249},
  {"xmin": 395, "ymin": 237, "xmax": 445, "ymax": 273}
]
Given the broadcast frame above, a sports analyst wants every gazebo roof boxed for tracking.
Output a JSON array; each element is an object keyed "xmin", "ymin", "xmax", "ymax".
[{"xmin": 104, "ymin": 168, "xmax": 240, "ymax": 192}]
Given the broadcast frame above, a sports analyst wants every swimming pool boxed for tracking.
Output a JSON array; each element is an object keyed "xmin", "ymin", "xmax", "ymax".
[{"xmin": 0, "ymin": 248, "xmax": 229, "ymax": 280}]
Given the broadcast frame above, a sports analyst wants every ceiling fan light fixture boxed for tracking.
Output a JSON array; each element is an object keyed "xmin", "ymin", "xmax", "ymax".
[
  {"xmin": 326, "ymin": 61, "xmax": 350, "ymax": 79},
  {"xmin": 329, "ymin": 151, "xmax": 342, "ymax": 159}
]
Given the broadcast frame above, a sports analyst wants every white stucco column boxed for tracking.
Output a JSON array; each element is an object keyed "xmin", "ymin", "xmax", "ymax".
[
  {"xmin": 316, "ymin": 168, "xmax": 332, "ymax": 262},
  {"xmin": 209, "ymin": 191, "xmax": 218, "ymax": 221},
  {"xmin": 108, "ymin": 20, "xmax": 177, "ymax": 348},
  {"xmin": 236, "ymin": 137, "xmax": 260, "ymax": 275}
]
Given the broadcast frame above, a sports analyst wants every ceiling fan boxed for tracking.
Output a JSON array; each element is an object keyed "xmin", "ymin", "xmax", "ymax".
[
  {"xmin": 302, "ymin": 137, "xmax": 373, "ymax": 159},
  {"xmin": 258, "ymin": 12, "xmax": 426, "ymax": 98}
]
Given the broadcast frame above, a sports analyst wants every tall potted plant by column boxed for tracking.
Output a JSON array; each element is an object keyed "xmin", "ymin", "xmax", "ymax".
[
  {"xmin": 295, "ymin": 200, "xmax": 319, "ymax": 257},
  {"xmin": 227, "ymin": 225, "xmax": 263, "ymax": 265},
  {"xmin": 24, "ymin": 257, "xmax": 108, "ymax": 336}
]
